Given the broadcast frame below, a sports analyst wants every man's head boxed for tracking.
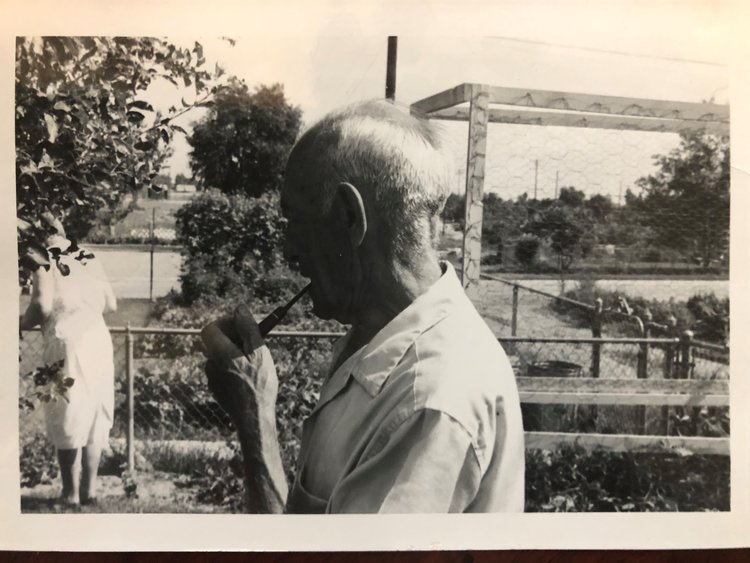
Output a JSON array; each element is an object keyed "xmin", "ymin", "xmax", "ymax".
[{"xmin": 281, "ymin": 100, "xmax": 452, "ymax": 323}]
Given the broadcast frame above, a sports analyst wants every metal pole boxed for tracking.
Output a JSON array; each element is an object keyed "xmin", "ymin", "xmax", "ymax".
[
  {"xmin": 126, "ymin": 325, "xmax": 135, "ymax": 473},
  {"xmin": 680, "ymin": 330, "xmax": 695, "ymax": 379},
  {"xmin": 385, "ymin": 36, "xmax": 398, "ymax": 101},
  {"xmin": 149, "ymin": 208, "xmax": 155, "ymax": 302},
  {"xmin": 511, "ymin": 284, "xmax": 519, "ymax": 336}
]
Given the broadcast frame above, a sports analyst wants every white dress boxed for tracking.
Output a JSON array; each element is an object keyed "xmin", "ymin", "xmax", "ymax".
[{"xmin": 40, "ymin": 250, "xmax": 115, "ymax": 450}]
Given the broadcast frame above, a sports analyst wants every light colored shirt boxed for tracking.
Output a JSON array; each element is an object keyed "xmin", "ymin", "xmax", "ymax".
[{"xmin": 286, "ymin": 263, "xmax": 525, "ymax": 513}]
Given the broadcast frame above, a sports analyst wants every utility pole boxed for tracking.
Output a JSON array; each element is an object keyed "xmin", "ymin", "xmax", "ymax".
[
  {"xmin": 385, "ymin": 36, "xmax": 398, "ymax": 101},
  {"xmin": 618, "ymin": 179, "xmax": 623, "ymax": 206},
  {"xmin": 533, "ymin": 159, "xmax": 539, "ymax": 200}
]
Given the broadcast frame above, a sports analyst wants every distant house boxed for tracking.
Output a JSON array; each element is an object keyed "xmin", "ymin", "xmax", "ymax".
[{"xmin": 174, "ymin": 183, "xmax": 197, "ymax": 193}]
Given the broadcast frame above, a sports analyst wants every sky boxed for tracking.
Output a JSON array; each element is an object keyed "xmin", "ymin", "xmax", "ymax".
[{"xmin": 145, "ymin": 26, "xmax": 729, "ymax": 201}]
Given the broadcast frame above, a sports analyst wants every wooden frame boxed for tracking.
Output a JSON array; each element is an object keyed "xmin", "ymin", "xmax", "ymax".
[{"xmin": 410, "ymin": 83, "xmax": 730, "ymax": 293}]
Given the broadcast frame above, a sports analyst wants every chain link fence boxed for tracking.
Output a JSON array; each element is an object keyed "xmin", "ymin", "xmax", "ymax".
[
  {"xmin": 437, "ymin": 107, "xmax": 729, "ymax": 277},
  {"xmin": 20, "ymin": 324, "xmax": 729, "ymax": 462}
]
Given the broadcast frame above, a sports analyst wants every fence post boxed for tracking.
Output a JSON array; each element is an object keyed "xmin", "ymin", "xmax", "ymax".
[
  {"xmin": 511, "ymin": 284, "xmax": 519, "ymax": 336},
  {"xmin": 591, "ymin": 298, "xmax": 603, "ymax": 378},
  {"xmin": 679, "ymin": 330, "xmax": 695, "ymax": 380},
  {"xmin": 125, "ymin": 324, "xmax": 135, "ymax": 473},
  {"xmin": 664, "ymin": 315, "xmax": 677, "ymax": 379}
]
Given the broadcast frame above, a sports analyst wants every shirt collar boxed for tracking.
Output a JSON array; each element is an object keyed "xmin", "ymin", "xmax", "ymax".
[{"xmin": 347, "ymin": 261, "xmax": 468, "ymax": 397}]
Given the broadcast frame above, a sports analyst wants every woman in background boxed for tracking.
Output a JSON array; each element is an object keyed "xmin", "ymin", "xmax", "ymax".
[{"xmin": 20, "ymin": 214, "xmax": 117, "ymax": 507}]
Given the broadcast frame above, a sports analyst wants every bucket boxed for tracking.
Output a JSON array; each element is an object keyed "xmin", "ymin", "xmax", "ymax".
[{"xmin": 522, "ymin": 360, "xmax": 583, "ymax": 432}]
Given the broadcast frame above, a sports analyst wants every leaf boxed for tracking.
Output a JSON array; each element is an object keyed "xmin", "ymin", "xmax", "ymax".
[
  {"xmin": 126, "ymin": 111, "xmax": 145, "ymax": 123},
  {"xmin": 197, "ymin": 100, "xmax": 215, "ymax": 108},
  {"xmin": 17, "ymin": 218, "xmax": 33, "ymax": 232},
  {"xmin": 134, "ymin": 140, "xmax": 154, "ymax": 151},
  {"xmin": 53, "ymin": 101, "xmax": 71, "ymax": 112},
  {"xmin": 43, "ymin": 113, "xmax": 58, "ymax": 143},
  {"xmin": 170, "ymin": 124, "xmax": 188, "ymax": 136},
  {"xmin": 128, "ymin": 100, "xmax": 154, "ymax": 111}
]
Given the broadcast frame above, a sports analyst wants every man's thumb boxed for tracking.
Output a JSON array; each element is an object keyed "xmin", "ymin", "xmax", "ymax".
[{"xmin": 233, "ymin": 304, "xmax": 262, "ymax": 355}]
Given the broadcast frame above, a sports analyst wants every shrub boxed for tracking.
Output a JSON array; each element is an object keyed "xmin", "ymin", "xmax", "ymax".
[
  {"xmin": 174, "ymin": 189, "xmax": 287, "ymax": 305},
  {"xmin": 20, "ymin": 433, "xmax": 58, "ymax": 488},
  {"xmin": 551, "ymin": 283, "xmax": 728, "ymax": 344},
  {"xmin": 525, "ymin": 443, "xmax": 729, "ymax": 512}
]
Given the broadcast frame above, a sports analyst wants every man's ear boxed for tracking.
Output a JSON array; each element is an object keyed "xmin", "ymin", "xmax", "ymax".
[{"xmin": 334, "ymin": 182, "xmax": 367, "ymax": 246}]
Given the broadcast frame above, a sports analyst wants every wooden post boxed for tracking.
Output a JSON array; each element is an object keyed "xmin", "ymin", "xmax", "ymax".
[
  {"xmin": 461, "ymin": 85, "xmax": 489, "ymax": 300},
  {"xmin": 126, "ymin": 325, "xmax": 135, "ymax": 473},
  {"xmin": 591, "ymin": 298, "xmax": 603, "ymax": 378},
  {"xmin": 511, "ymin": 284, "xmax": 519, "ymax": 336}
]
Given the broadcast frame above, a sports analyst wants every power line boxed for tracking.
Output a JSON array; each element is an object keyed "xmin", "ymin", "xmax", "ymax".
[{"xmin": 486, "ymin": 35, "xmax": 726, "ymax": 67}]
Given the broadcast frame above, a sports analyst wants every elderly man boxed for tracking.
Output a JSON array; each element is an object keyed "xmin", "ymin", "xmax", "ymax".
[{"xmin": 201, "ymin": 100, "xmax": 524, "ymax": 514}]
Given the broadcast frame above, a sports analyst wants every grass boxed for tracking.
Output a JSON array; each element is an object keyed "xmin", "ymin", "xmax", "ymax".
[{"xmin": 21, "ymin": 471, "xmax": 229, "ymax": 514}]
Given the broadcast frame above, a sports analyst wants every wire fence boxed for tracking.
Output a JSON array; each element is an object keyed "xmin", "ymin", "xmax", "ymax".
[
  {"xmin": 19, "ymin": 322, "xmax": 730, "ymax": 474},
  {"xmin": 432, "ymin": 88, "xmax": 729, "ymax": 279}
]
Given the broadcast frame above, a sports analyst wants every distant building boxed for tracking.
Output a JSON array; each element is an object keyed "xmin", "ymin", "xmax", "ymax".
[{"xmin": 174, "ymin": 183, "xmax": 197, "ymax": 193}]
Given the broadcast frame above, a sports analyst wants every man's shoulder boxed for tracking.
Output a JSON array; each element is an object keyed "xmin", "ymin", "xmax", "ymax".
[{"xmin": 403, "ymin": 304, "xmax": 515, "ymax": 426}]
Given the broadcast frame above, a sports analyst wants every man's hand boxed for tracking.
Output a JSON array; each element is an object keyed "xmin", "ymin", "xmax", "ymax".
[
  {"xmin": 201, "ymin": 305, "xmax": 279, "ymax": 428},
  {"xmin": 200, "ymin": 305, "xmax": 288, "ymax": 513}
]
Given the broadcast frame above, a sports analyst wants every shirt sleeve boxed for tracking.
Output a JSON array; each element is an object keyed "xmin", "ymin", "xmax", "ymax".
[{"xmin": 326, "ymin": 408, "xmax": 482, "ymax": 513}]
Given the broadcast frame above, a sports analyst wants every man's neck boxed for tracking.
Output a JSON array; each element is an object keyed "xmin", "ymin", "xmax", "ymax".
[{"xmin": 342, "ymin": 253, "xmax": 443, "ymax": 360}]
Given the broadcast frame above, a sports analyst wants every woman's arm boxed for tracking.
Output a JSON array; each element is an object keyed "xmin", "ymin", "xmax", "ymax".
[{"xmin": 20, "ymin": 268, "xmax": 53, "ymax": 330}]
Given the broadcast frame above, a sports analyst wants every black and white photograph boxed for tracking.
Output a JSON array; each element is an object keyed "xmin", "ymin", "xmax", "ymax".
[{"xmin": 2, "ymin": 0, "xmax": 749, "ymax": 552}]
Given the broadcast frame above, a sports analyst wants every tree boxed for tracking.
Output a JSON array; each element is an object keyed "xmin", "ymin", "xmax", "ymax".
[
  {"xmin": 515, "ymin": 235, "xmax": 541, "ymax": 270},
  {"xmin": 442, "ymin": 192, "xmax": 465, "ymax": 225},
  {"xmin": 16, "ymin": 36, "xmax": 220, "ymax": 283},
  {"xmin": 188, "ymin": 78, "xmax": 302, "ymax": 197},
  {"xmin": 523, "ymin": 201, "xmax": 593, "ymax": 272},
  {"xmin": 635, "ymin": 131, "xmax": 729, "ymax": 267},
  {"xmin": 558, "ymin": 186, "xmax": 586, "ymax": 208},
  {"xmin": 174, "ymin": 189, "xmax": 292, "ymax": 305}
]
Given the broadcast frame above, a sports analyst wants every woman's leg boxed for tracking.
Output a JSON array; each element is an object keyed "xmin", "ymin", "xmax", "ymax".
[
  {"xmin": 57, "ymin": 448, "xmax": 80, "ymax": 503},
  {"xmin": 80, "ymin": 444, "xmax": 102, "ymax": 504}
]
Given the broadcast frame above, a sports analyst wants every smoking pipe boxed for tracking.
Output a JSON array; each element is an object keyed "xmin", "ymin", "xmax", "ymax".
[{"xmin": 257, "ymin": 283, "xmax": 311, "ymax": 337}]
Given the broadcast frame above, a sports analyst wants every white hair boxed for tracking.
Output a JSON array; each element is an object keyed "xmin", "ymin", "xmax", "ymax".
[{"xmin": 289, "ymin": 100, "xmax": 453, "ymax": 264}]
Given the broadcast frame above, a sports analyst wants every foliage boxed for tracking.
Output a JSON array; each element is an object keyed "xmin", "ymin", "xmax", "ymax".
[
  {"xmin": 686, "ymin": 292, "xmax": 729, "ymax": 344},
  {"xmin": 634, "ymin": 131, "xmax": 730, "ymax": 268},
  {"xmin": 183, "ymin": 441, "xmax": 246, "ymax": 512},
  {"xmin": 552, "ymin": 282, "xmax": 729, "ymax": 345},
  {"xmin": 188, "ymin": 78, "xmax": 302, "ymax": 197},
  {"xmin": 174, "ymin": 189, "xmax": 288, "ymax": 304},
  {"xmin": 442, "ymin": 193, "xmax": 465, "ymax": 226},
  {"xmin": 522, "ymin": 200, "xmax": 594, "ymax": 271},
  {"xmin": 514, "ymin": 235, "xmax": 541, "ymax": 271},
  {"xmin": 121, "ymin": 470, "xmax": 139, "ymax": 499},
  {"xmin": 525, "ymin": 443, "xmax": 729, "ymax": 512},
  {"xmin": 20, "ymin": 433, "xmax": 58, "ymax": 488},
  {"xmin": 16, "ymin": 36, "xmax": 219, "ymax": 284},
  {"xmin": 18, "ymin": 359, "xmax": 73, "ymax": 413}
]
